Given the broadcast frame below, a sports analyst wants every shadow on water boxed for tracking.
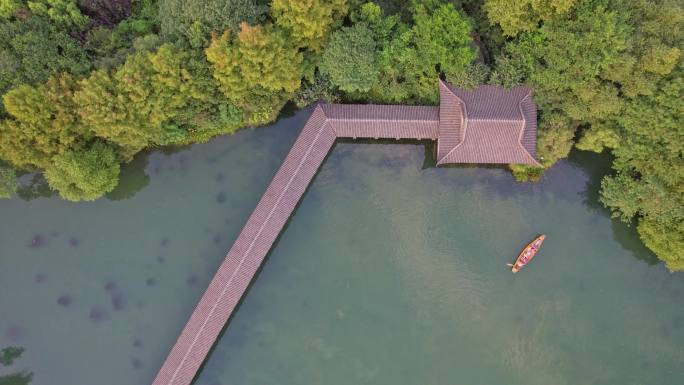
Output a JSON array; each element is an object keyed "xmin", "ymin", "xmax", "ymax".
[
  {"xmin": 278, "ymin": 101, "xmax": 300, "ymax": 120},
  {"xmin": 568, "ymin": 149, "xmax": 614, "ymax": 214},
  {"xmin": 13, "ymin": 150, "xmax": 152, "ymax": 202},
  {"xmin": 568, "ymin": 149, "xmax": 659, "ymax": 265},
  {"xmin": 610, "ymin": 219, "xmax": 660, "ymax": 265},
  {"xmin": 0, "ymin": 347, "xmax": 33, "ymax": 385},
  {"xmin": 106, "ymin": 152, "xmax": 151, "ymax": 201},
  {"xmin": 15, "ymin": 174, "xmax": 55, "ymax": 201},
  {"xmin": 335, "ymin": 137, "xmax": 437, "ymax": 169},
  {"xmin": 421, "ymin": 140, "xmax": 512, "ymax": 173}
]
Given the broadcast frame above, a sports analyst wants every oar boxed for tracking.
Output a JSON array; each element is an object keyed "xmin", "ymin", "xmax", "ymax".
[{"xmin": 506, "ymin": 263, "xmax": 514, "ymax": 267}]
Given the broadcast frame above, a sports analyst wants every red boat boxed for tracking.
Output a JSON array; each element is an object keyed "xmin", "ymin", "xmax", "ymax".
[{"xmin": 508, "ymin": 235, "xmax": 546, "ymax": 273}]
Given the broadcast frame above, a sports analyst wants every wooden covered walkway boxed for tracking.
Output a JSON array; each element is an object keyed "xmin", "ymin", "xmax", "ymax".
[
  {"xmin": 153, "ymin": 82, "xmax": 540, "ymax": 385},
  {"xmin": 152, "ymin": 104, "xmax": 439, "ymax": 385}
]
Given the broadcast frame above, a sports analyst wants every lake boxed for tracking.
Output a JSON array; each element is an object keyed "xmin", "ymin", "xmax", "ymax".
[{"xmin": 1, "ymin": 108, "xmax": 682, "ymax": 385}]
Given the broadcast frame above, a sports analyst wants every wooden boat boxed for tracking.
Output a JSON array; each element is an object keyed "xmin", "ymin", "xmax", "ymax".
[{"xmin": 508, "ymin": 235, "xmax": 546, "ymax": 273}]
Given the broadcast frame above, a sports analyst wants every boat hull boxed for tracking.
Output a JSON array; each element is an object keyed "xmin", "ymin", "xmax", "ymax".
[{"xmin": 511, "ymin": 235, "xmax": 546, "ymax": 273}]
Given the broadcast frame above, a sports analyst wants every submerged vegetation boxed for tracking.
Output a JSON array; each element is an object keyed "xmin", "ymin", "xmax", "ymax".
[{"xmin": 0, "ymin": 0, "xmax": 681, "ymax": 269}]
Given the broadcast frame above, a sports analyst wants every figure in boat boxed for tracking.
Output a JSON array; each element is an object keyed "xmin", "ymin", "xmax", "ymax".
[{"xmin": 508, "ymin": 235, "xmax": 546, "ymax": 273}]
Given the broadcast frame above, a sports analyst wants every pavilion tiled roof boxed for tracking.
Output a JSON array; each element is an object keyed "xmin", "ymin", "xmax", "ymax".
[{"xmin": 437, "ymin": 80, "xmax": 540, "ymax": 166}]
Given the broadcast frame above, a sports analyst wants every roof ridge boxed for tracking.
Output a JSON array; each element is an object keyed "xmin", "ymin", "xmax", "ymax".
[
  {"xmin": 437, "ymin": 94, "xmax": 468, "ymax": 165},
  {"xmin": 436, "ymin": 79, "xmax": 467, "ymax": 165},
  {"xmin": 516, "ymin": 91, "xmax": 541, "ymax": 167},
  {"xmin": 467, "ymin": 117, "xmax": 524, "ymax": 123},
  {"xmin": 326, "ymin": 118, "xmax": 439, "ymax": 122}
]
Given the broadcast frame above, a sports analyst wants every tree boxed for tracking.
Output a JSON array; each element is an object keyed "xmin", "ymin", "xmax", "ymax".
[
  {"xmin": 0, "ymin": 15, "xmax": 90, "ymax": 101},
  {"xmin": 536, "ymin": 112, "xmax": 575, "ymax": 167},
  {"xmin": 158, "ymin": 0, "xmax": 266, "ymax": 41},
  {"xmin": 484, "ymin": 0, "xmax": 577, "ymax": 37},
  {"xmin": 598, "ymin": 71, "xmax": 684, "ymax": 270},
  {"xmin": 271, "ymin": 0, "xmax": 348, "ymax": 51},
  {"xmin": 492, "ymin": 0, "xmax": 682, "ymax": 155},
  {"xmin": 410, "ymin": 3, "xmax": 477, "ymax": 90},
  {"xmin": 0, "ymin": 73, "xmax": 88, "ymax": 169},
  {"xmin": 490, "ymin": 1, "xmax": 637, "ymax": 167},
  {"xmin": 27, "ymin": 0, "xmax": 89, "ymax": 30},
  {"xmin": 531, "ymin": 5, "xmax": 628, "ymax": 122},
  {"xmin": 206, "ymin": 23, "xmax": 304, "ymax": 124},
  {"xmin": 83, "ymin": 0, "xmax": 161, "ymax": 71},
  {"xmin": 0, "ymin": 168, "xmax": 15, "ymax": 198},
  {"xmin": 76, "ymin": 44, "xmax": 218, "ymax": 157},
  {"xmin": 353, "ymin": 2, "xmax": 476, "ymax": 104},
  {"xmin": 44, "ymin": 141, "xmax": 120, "ymax": 201},
  {"xmin": 292, "ymin": 71, "xmax": 338, "ymax": 107},
  {"xmin": 0, "ymin": 164, "xmax": 16, "ymax": 198},
  {"xmin": 0, "ymin": 0, "xmax": 23, "ymax": 18},
  {"xmin": 320, "ymin": 23, "xmax": 378, "ymax": 93},
  {"xmin": 350, "ymin": 1, "xmax": 399, "ymax": 40}
]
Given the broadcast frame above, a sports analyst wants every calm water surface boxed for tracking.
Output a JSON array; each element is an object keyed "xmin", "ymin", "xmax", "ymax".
[{"xmin": 0, "ymin": 108, "xmax": 682, "ymax": 385}]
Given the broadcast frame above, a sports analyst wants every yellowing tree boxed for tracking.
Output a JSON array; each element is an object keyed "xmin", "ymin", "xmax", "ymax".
[
  {"xmin": 271, "ymin": 0, "xmax": 348, "ymax": 51},
  {"xmin": 484, "ymin": 0, "xmax": 576, "ymax": 36},
  {"xmin": 76, "ymin": 44, "xmax": 215, "ymax": 158},
  {"xmin": 0, "ymin": 73, "xmax": 88, "ymax": 169},
  {"xmin": 206, "ymin": 23, "xmax": 304, "ymax": 124}
]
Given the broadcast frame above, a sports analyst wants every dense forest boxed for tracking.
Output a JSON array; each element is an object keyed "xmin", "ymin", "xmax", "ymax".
[{"xmin": 0, "ymin": 0, "xmax": 681, "ymax": 270}]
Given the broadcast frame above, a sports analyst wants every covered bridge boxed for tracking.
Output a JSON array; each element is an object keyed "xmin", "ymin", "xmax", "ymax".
[{"xmin": 152, "ymin": 81, "xmax": 539, "ymax": 385}]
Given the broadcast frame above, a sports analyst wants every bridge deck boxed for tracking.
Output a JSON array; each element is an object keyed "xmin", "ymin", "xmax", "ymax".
[{"xmin": 152, "ymin": 104, "xmax": 439, "ymax": 385}]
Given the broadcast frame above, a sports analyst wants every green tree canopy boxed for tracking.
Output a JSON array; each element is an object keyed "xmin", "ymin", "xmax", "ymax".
[
  {"xmin": 0, "ymin": 15, "xmax": 90, "ymax": 103},
  {"xmin": 44, "ymin": 141, "xmax": 120, "ymax": 201},
  {"xmin": 598, "ymin": 71, "xmax": 684, "ymax": 270},
  {"xmin": 158, "ymin": 0, "xmax": 266, "ymax": 41},
  {"xmin": 492, "ymin": 0, "xmax": 682, "ymax": 164},
  {"xmin": 27, "ymin": 0, "xmax": 89, "ymax": 30},
  {"xmin": 0, "ymin": 0, "xmax": 23, "ymax": 18},
  {"xmin": 320, "ymin": 23, "xmax": 378, "ymax": 93},
  {"xmin": 350, "ymin": 2, "xmax": 476, "ymax": 103}
]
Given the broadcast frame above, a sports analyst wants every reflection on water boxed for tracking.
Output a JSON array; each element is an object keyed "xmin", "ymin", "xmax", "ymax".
[
  {"xmin": 15, "ymin": 175, "xmax": 54, "ymax": 201},
  {"xmin": 105, "ymin": 153, "xmax": 151, "ymax": 201},
  {"xmin": 0, "ymin": 347, "xmax": 32, "ymax": 385},
  {"xmin": 570, "ymin": 150, "xmax": 659, "ymax": 265},
  {"xmin": 0, "ymin": 109, "xmax": 682, "ymax": 385},
  {"xmin": 1, "ymin": 347, "xmax": 24, "ymax": 366}
]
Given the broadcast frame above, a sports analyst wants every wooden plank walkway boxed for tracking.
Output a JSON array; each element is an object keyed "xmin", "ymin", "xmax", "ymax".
[{"xmin": 152, "ymin": 104, "xmax": 440, "ymax": 385}]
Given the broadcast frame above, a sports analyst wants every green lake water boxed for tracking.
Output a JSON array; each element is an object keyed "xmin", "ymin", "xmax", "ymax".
[{"xmin": 1, "ymin": 108, "xmax": 683, "ymax": 385}]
